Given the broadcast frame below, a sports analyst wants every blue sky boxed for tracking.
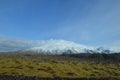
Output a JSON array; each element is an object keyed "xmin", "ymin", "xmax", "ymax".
[{"xmin": 0, "ymin": 0, "xmax": 120, "ymax": 46}]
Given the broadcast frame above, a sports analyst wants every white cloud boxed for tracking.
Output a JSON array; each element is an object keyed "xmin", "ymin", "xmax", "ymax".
[{"xmin": 0, "ymin": 36, "xmax": 34, "ymax": 52}]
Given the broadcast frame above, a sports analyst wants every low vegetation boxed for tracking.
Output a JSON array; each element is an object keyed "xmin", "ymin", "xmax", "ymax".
[{"xmin": 0, "ymin": 52, "xmax": 120, "ymax": 79}]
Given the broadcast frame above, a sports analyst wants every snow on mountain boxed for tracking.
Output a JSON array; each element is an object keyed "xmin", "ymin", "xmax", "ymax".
[
  {"xmin": 85, "ymin": 47, "xmax": 112, "ymax": 54},
  {"xmin": 95, "ymin": 47, "xmax": 111, "ymax": 53},
  {"xmin": 0, "ymin": 37, "xmax": 115, "ymax": 54},
  {"xmin": 25, "ymin": 40, "xmax": 94, "ymax": 54}
]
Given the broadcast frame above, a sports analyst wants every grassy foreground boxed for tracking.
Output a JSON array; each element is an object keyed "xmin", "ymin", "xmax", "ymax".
[{"xmin": 0, "ymin": 53, "xmax": 120, "ymax": 79}]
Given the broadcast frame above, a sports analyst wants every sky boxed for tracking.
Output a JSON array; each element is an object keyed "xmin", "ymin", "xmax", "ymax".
[{"xmin": 0, "ymin": 0, "xmax": 120, "ymax": 47}]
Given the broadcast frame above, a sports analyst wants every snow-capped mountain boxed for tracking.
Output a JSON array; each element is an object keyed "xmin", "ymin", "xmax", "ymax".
[
  {"xmin": 0, "ymin": 37, "xmax": 114, "ymax": 54},
  {"xmin": 24, "ymin": 40, "xmax": 114, "ymax": 54},
  {"xmin": 24, "ymin": 40, "xmax": 94, "ymax": 54}
]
